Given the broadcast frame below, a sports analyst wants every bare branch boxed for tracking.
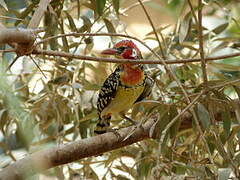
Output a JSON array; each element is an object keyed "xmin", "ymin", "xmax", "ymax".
[
  {"xmin": 197, "ymin": 0, "xmax": 208, "ymax": 86},
  {"xmin": 0, "ymin": 28, "xmax": 35, "ymax": 45},
  {"xmin": 32, "ymin": 48, "xmax": 240, "ymax": 65},
  {"xmin": 35, "ymin": 32, "xmax": 163, "ymax": 61},
  {"xmin": 5, "ymin": 56, "xmax": 19, "ymax": 72},
  {"xmin": 29, "ymin": 55, "xmax": 47, "ymax": 79},
  {"xmin": 27, "ymin": 0, "xmax": 51, "ymax": 29},
  {"xmin": 0, "ymin": 117, "xmax": 157, "ymax": 180}
]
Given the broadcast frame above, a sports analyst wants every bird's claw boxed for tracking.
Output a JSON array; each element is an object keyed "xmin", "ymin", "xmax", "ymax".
[{"xmin": 122, "ymin": 122, "xmax": 144, "ymax": 141}]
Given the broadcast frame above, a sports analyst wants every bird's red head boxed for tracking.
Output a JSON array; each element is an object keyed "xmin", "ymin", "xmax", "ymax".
[
  {"xmin": 102, "ymin": 40, "xmax": 144, "ymax": 86},
  {"xmin": 101, "ymin": 40, "xmax": 142, "ymax": 59}
]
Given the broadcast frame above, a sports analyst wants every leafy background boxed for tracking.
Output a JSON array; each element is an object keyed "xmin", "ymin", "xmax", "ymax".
[{"xmin": 1, "ymin": 0, "xmax": 240, "ymax": 179}]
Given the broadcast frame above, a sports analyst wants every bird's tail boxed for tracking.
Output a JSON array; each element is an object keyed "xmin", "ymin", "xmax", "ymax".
[{"xmin": 94, "ymin": 115, "xmax": 111, "ymax": 134}]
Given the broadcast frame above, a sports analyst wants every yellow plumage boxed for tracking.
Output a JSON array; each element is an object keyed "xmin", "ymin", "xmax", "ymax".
[{"xmin": 100, "ymin": 86, "xmax": 144, "ymax": 118}]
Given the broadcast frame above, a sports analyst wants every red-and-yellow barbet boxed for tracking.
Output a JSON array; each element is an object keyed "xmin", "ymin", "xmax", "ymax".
[{"xmin": 94, "ymin": 40, "xmax": 154, "ymax": 134}]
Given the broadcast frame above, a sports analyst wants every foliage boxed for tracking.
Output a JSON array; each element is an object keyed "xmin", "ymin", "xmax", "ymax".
[{"xmin": 1, "ymin": 0, "xmax": 240, "ymax": 179}]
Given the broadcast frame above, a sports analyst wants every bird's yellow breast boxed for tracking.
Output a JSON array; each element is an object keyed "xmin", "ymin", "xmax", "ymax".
[{"xmin": 100, "ymin": 86, "xmax": 144, "ymax": 118}]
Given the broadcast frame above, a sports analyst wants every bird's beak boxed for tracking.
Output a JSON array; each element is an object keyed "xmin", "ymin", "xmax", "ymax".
[{"xmin": 101, "ymin": 48, "xmax": 121, "ymax": 55}]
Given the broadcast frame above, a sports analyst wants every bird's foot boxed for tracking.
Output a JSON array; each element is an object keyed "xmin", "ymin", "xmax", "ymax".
[
  {"xmin": 119, "ymin": 113, "xmax": 145, "ymax": 141},
  {"xmin": 122, "ymin": 114, "xmax": 144, "ymax": 130},
  {"xmin": 122, "ymin": 120, "xmax": 145, "ymax": 141},
  {"xmin": 121, "ymin": 114, "xmax": 138, "ymax": 125}
]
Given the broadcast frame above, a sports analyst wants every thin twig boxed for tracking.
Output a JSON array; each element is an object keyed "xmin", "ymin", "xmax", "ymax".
[
  {"xmin": 5, "ymin": 56, "xmax": 19, "ymax": 72},
  {"xmin": 197, "ymin": 0, "xmax": 208, "ymax": 86},
  {"xmin": 35, "ymin": 32, "xmax": 162, "ymax": 60},
  {"xmin": 0, "ymin": 49, "xmax": 16, "ymax": 53},
  {"xmin": 187, "ymin": 0, "xmax": 198, "ymax": 24},
  {"xmin": 32, "ymin": 48, "xmax": 240, "ymax": 65},
  {"xmin": 137, "ymin": 0, "xmax": 165, "ymax": 59},
  {"xmin": 210, "ymin": 78, "xmax": 240, "ymax": 89},
  {"xmin": 0, "ymin": 15, "xmax": 23, "ymax": 21},
  {"xmin": 121, "ymin": 0, "xmax": 151, "ymax": 14},
  {"xmin": 188, "ymin": 0, "xmax": 214, "ymax": 165},
  {"xmin": 29, "ymin": 55, "xmax": 47, "ymax": 79}
]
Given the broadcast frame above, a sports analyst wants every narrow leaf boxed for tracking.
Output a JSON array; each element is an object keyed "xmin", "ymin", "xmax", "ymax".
[
  {"xmin": 179, "ymin": 12, "xmax": 191, "ymax": 43},
  {"xmin": 64, "ymin": 11, "xmax": 78, "ymax": 32},
  {"xmin": 112, "ymin": 0, "xmax": 119, "ymax": 14},
  {"xmin": 0, "ymin": 0, "xmax": 8, "ymax": 10},
  {"xmin": 212, "ymin": 23, "xmax": 229, "ymax": 34},
  {"xmin": 196, "ymin": 103, "xmax": 210, "ymax": 130},
  {"xmin": 103, "ymin": 18, "xmax": 116, "ymax": 33},
  {"xmin": 96, "ymin": 0, "xmax": 106, "ymax": 16},
  {"xmin": 218, "ymin": 168, "xmax": 231, "ymax": 180}
]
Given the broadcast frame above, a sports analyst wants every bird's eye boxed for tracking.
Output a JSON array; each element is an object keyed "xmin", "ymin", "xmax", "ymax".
[
  {"xmin": 131, "ymin": 49, "xmax": 137, "ymax": 57},
  {"xmin": 117, "ymin": 46, "xmax": 126, "ymax": 52}
]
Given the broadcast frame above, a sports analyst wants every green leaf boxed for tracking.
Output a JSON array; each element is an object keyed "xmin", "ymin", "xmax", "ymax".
[
  {"xmin": 0, "ymin": 109, "xmax": 7, "ymax": 131},
  {"xmin": 77, "ymin": 0, "xmax": 81, "ymax": 19},
  {"xmin": 218, "ymin": 168, "xmax": 231, "ymax": 180},
  {"xmin": 103, "ymin": 18, "xmax": 116, "ymax": 40},
  {"xmin": 78, "ymin": 16, "xmax": 92, "ymax": 32},
  {"xmin": 96, "ymin": 0, "xmax": 106, "ymax": 16},
  {"xmin": 222, "ymin": 110, "xmax": 231, "ymax": 138},
  {"xmin": 64, "ymin": 11, "xmax": 78, "ymax": 32},
  {"xmin": 15, "ymin": 3, "xmax": 35, "ymax": 26},
  {"xmin": 79, "ymin": 110, "xmax": 97, "ymax": 122},
  {"xmin": 196, "ymin": 103, "xmax": 210, "ymax": 130},
  {"xmin": 228, "ymin": 125, "xmax": 240, "ymax": 143},
  {"xmin": 209, "ymin": 62, "xmax": 240, "ymax": 71},
  {"xmin": 0, "ymin": 0, "xmax": 8, "ymax": 10},
  {"xmin": 179, "ymin": 12, "xmax": 191, "ymax": 43},
  {"xmin": 112, "ymin": 0, "xmax": 119, "ymax": 14},
  {"xmin": 212, "ymin": 23, "xmax": 229, "ymax": 34}
]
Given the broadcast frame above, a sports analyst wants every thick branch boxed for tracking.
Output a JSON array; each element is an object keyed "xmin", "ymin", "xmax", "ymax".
[
  {"xmin": 0, "ymin": 28, "xmax": 35, "ymax": 45},
  {"xmin": 0, "ymin": 96, "xmax": 238, "ymax": 179},
  {"xmin": 0, "ymin": 118, "xmax": 157, "ymax": 180}
]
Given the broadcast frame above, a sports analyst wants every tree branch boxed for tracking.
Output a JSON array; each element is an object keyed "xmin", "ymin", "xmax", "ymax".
[
  {"xmin": 0, "ymin": 94, "xmax": 237, "ymax": 180},
  {"xmin": 0, "ymin": 28, "xmax": 36, "ymax": 45},
  {"xmin": 32, "ymin": 48, "xmax": 240, "ymax": 65},
  {"xmin": 197, "ymin": 0, "xmax": 208, "ymax": 86},
  {"xmin": 0, "ymin": 27, "xmax": 239, "ymax": 65},
  {"xmin": 0, "ymin": 117, "xmax": 157, "ymax": 180},
  {"xmin": 27, "ymin": 0, "xmax": 51, "ymax": 29}
]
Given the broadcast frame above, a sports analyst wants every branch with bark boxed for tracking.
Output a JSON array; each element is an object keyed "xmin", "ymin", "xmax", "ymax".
[
  {"xmin": 0, "ymin": 117, "xmax": 157, "ymax": 180},
  {"xmin": 1, "ymin": 27, "xmax": 240, "ymax": 65},
  {"xmin": 0, "ymin": 96, "xmax": 237, "ymax": 180}
]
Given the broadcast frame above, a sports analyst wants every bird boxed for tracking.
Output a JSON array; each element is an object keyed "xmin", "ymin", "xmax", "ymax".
[{"xmin": 94, "ymin": 40, "xmax": 154, "ymax": 134}]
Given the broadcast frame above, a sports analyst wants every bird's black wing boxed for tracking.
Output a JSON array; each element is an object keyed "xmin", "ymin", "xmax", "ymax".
[
  {"xmin": 97, "ymin": 67, "xmax": 121, "ymax": 114},
  {"xmin": 95, "ymin": 67, "xmax": 121, "ymax": 134}
]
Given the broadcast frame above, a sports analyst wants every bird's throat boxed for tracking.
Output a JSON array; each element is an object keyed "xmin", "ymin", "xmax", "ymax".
[{"xmin": 120, "ymin": 65, "xmax": 144, "ymax": 86}]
